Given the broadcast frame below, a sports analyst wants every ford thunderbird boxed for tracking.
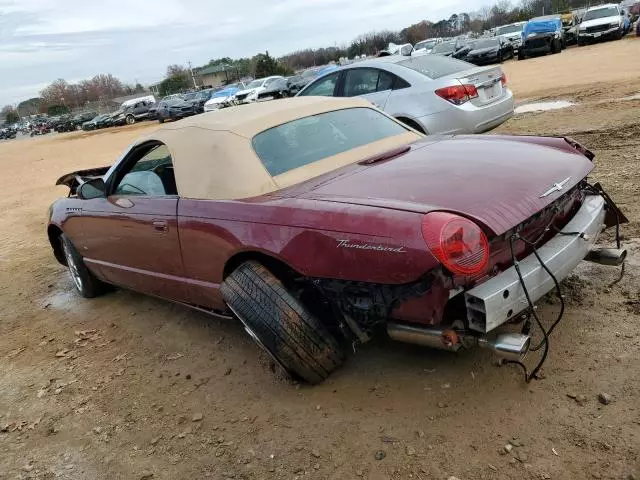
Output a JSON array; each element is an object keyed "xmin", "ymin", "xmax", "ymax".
[{"xmin": 48, "ymin": 97, "xmax": 626, "ymax": 383}]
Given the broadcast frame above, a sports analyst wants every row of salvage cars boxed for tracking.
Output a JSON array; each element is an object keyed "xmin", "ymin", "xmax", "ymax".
[{"xmin": 48, "ymin": 66, "xmax": 628, "ymax": 385}]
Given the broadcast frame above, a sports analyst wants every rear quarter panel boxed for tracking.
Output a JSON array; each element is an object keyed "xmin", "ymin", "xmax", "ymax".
[{"xmin": 178, "ymin": 196, "xmax": 439, "ymax": 307}]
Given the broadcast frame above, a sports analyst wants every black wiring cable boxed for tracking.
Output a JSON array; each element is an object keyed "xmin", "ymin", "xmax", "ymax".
[
  {"xmin": 507, "ymin": 235, "xmax": 550, "ymax": 382},
  {"xmin": 505, "ymin": 184, "xmax": 624, "ymax": 382},
  {"xmin": 520, "ymin": 238, "xmax": 567, "ymax": 348}
]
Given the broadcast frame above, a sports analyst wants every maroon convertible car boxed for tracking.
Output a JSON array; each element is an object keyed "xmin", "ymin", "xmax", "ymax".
[{"xmin": 48, "ymin": 97, "xmax": 626, "ymax": 383}]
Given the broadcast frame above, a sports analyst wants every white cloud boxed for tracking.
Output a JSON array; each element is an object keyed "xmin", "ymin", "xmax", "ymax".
[{"xmin": 0, "ymin": 0, "xmax": 490, "ymax": 105}]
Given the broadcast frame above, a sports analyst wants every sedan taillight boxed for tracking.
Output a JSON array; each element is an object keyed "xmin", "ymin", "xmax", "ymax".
[
  {"xmin": 500, "ymin": 73, "xmax": 508, "ymax": 86},
  {"xmin": 422, "ymin": 212, "xmax": 490, "ymax": 276},
  {"xmin": 435, "ymin": 84, "xmax": 478, "ymax": 105}
]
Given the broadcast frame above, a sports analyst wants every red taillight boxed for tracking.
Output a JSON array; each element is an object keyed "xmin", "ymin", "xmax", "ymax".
[
  {"xmin": 500, "ymin": 73, "xmax": 507, "ymax": 86},
  {"xmin": 435, "ymin": 84, "xmax": 478, "ymax": 105},
  {"xmin": 422, "ymin": 212, "xmax": 490, "ymax": 276}
]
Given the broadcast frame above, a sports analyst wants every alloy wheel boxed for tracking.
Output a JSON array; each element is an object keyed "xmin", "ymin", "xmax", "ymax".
[{"xmin": 62, "ymin": 242, "xmax": 84, "ymax": 292}]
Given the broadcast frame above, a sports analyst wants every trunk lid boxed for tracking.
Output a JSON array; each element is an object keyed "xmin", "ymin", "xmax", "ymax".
[
  {"xmin": 298, "ymin": 136, "xmax": 593, "ymax": 236},
  {"xmin": 444, "ymin": 65, "xmax": 505, "ymax": 106}
]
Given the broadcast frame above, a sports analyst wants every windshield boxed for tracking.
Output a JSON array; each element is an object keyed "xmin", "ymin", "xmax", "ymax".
[
  {"xmin": 415, "ymin": 40, "xmax": 438, "ymax": 50},
  {"xmin": 246, "ymin": 79, "xmax": 264, "ymax": 89},
  {"xmin": 399, "ymin": 54, "xmax": 470, "ymax": 79},
  {"xmin": 302, "ymin": 69, "xmax": 318, "ymax": 78},
  {"xmin": 431, "ymin": 42, "xmax": 455, "ymax": 54},
  {"xmin": 583, "ymin": 7, "xmax": 619, "ymax": 20},
  {"xmin": 182, "ymin": 92, "xmax": 197, "ymax": 100},
  {"xmin": 474, "ymin": 38, "xmax": 500, "ymax": 49},
  {"xmin": 496, "ymin": 24, "xmax": 524, "ymax": 35}
]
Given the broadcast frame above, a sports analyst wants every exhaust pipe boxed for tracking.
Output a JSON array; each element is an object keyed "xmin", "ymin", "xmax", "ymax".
[
  {"xmin": 386, "ymin": 323, "xmax": 463, "ymax": 352},
  {"xmin": 478, "ymin": 333, "xmax": 531, "ymax": 362},
  {"xmin": 585, "ymin": 247, "xmax": 627, "ymax": 266},
  {"xmin": 387, "ymin": 323, "xmax": 530, "ymax": 361}
]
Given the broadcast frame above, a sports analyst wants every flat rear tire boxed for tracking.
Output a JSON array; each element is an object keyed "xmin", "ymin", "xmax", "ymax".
[{"xmin": 221, "ymin": 261, "xmax": 344, "ymax": 384}]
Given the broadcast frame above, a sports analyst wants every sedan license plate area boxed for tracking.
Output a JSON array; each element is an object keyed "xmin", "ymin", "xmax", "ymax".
[{"xmin": 480, "ymin": 82, "xmax": 502, "ymax": 102}]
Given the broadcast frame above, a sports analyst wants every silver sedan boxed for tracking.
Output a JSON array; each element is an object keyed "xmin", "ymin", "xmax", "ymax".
[{"xmin": 296, "ymin": 55, "xmax": 514, "ymax": 135}]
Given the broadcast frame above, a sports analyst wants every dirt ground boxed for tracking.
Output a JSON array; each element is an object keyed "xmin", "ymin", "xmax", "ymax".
[{"xmin": 1, "ymin": 37, "xmax": 639, "ymax": 480}]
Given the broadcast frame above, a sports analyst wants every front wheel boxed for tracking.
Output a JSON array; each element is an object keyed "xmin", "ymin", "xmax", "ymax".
[
  {"xmin": 60, "ymin": 234, "xmax": 108, "ymax": 298},
  {"xmin": 125, "ymin": 115, "xmax": 135, "ymax": 125},
  {"xmin": 518, "ymin": 51, "xmax": 525, "ymax": 60},
  {"xmin": 221, "ymin": 261, "xmax": 345, "ymax": 384}
]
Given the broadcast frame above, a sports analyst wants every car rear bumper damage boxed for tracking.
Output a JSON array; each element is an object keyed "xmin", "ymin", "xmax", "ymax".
[{"xmin": 464, "ymin": 194, "xmax": 611, "ymax": 333}]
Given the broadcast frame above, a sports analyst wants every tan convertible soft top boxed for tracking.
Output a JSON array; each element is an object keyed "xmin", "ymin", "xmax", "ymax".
[{"xmin": 140, "ymin": 97, "xmax": 421, "ymax": 200}]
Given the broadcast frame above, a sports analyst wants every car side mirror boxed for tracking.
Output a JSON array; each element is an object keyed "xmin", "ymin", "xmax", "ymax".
[{"xmin": 78, "ymin": 178, "xmax": 106, "ymax": 200}]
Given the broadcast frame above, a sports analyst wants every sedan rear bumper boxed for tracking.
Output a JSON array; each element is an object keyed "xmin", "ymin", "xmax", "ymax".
[
  {"xmin": 465, "ymin": 194, "xmax": 606, "ymax": 333},
  {"xmin": 417, "ymin": 88, "xmax": 514, "ymax": 134}
]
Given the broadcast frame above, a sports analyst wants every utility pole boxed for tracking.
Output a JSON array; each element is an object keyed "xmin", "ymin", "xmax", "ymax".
[{"xmin": 188, "ymin": 61, "xmax": 198, "ymax": 89}]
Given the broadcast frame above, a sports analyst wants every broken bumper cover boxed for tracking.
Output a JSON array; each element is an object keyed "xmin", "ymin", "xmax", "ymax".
[{"xmin": 465, "ymin": 194, "xmax": 606, "ymax": 333}]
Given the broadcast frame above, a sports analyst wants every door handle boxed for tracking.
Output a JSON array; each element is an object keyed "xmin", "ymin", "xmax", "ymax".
[{"xmin": 152, "ymin": 220, "xmax": 168, "ymax": 232}]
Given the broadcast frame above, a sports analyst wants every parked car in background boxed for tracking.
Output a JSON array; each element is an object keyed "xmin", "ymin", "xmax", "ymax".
[
  {"xmin": 257, "ymin": 77, "xmax": 290, "ymax": 100},
  {"xmin": 531, "ymin": 15, "xmax": 567, "ymax": 47},
  {"xmin": 412, "ymin": 38, "xmax": 442, "ymax": 55},
  {"xmin": 72, "ymin": 111, "xmax": 98, "ymax": 128},
  {"xmin": 48, "ymin": 97, "xmax": 627, "ymax": 384},
  {"xmin": 0, "ymin": 127, "xmax": 17, "ymax": 140},
  {"xmin": 560, "ymin": 12, "xmax": 580, "ymax": 44},
  {"xmin": 203, "ymin": 83, "xmax": 247, "ymax": 112},
  {"xmin": 288, "ymin": 70, "xmax": 322, "ymax": 95},
  {"xmin": 81, "ymin": 114, "xmax": 113, "ymax": 131},
  {"xmin": 465, "ymin": 37, "xmax": 514, "ymax": 65},
  {"xmin": 233, "ymin": 76, "xmax": 285, "ymax": 104},
  {"xmin": 288, "ymin": 66, "xmax": 339, "ymax": 95},
  {"xmin": 495, "ymin": 21, "xmax": 526, "ymax": 52},
  {"xmin": 518, "ymin": 18, "xmax": 564, "ymax": 60},
  {"xmin": 379, "ymin": 43, "xmax": 414, "ymax": 57},
  {"xmin": 52, "ymin": 116, "xmax": 76, "ymax": 133},
  {"xmin": 578, "ymin": 4, "xmax": 626, "ymax": 44},
  {"xmin": 156, "ymin": 98, "xmax": 197, "ymax": 123},
  {"xmin": 181, "ymin": 89, "xmax": 217, "ymax": 113},
  {"xmin": 112, "ymin": 100, "xmax": 155, "ymax": 126},
  {"xmin": 429, "ymin": 40, "xmax": 457, "ymax": 56},
  {"xmin": 297, "ymin": 54, "xmax": 513, "ymax": 135},
  {"xmin": 452, "ymin": 40, "xmax": 476, "ymax": 60}
]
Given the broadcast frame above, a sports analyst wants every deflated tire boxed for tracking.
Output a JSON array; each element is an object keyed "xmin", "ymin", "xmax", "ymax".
[{"xmin": 221, "ymin": 261, "xmax": 344, "ymax": 384}]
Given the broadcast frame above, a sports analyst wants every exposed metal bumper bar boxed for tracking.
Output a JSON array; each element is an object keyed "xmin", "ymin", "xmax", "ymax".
[{"xmin": 465, "ymin": 195, "xmax": 606, "ymax": 333}]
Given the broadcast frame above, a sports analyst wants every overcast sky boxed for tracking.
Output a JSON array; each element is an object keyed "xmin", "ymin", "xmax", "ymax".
[{"xmin": 0, "ymin": 0, "xmax": 489, "ymax": 106}]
